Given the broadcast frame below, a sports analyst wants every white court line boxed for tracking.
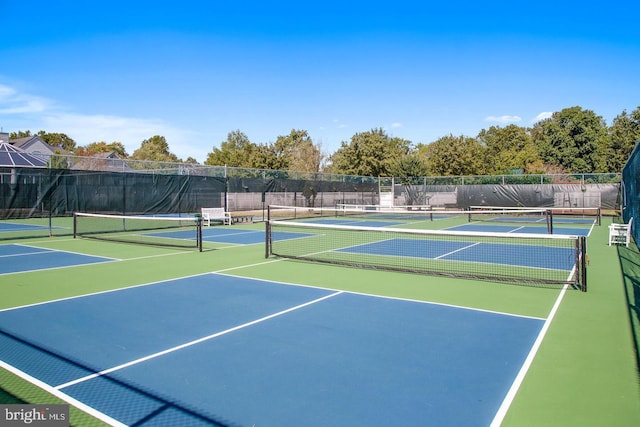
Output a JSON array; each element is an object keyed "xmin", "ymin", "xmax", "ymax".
[
  {"xmin": 508, "ymin": 226, "xmax": 526, "ymax": 233},
  {"xmin": 434, "ymin": 241, "xmax": 481, "ymax": 259},
  {"xmin": 17, "ymin": 243, "xmax": 119, "ymax": 260},
  {"xmin": 215, "ymin": 271, "xmax": 546, "ymax": 321},
  {"xmin": 54, "ymin": 290, "xmax": 344, "ymax": 390},
  {"xmin": 0, "ymin": 252, "xmax": 290, "ymax": 312},
  {"xmin": 203, "ymin": 229, "xmax": 261, "ymax": 236},
  {"xmin": 0, "ymin": 244, "xmax": 119, "ymax": 277},
  {"xmin": 0, "ymin": 250, "xmax": 54, "ymax": 258},
  {"xmin": 489, "ymin": 284, "xmax": 569, "ymax": 426},
  {"xmin": 0, "ymin": 359, "xmax": 126, "ymax": 427}
]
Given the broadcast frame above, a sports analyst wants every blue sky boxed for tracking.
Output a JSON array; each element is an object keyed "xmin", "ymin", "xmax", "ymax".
[{"xmin": 1, "ymin": 1, "xmax": 639, "ymax": 163}]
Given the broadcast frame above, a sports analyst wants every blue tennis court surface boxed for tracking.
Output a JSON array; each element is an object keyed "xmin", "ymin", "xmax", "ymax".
[
  {"xmin": 0, "ymin": 244, "xmax": 114, "ymax": 274},
  {"xmin": 0, "ymin": 274, "xmax": 544, "ymax": 426},
  {"xmin": 305, "ymin": 218, "xmax": 404, "ymax": 227},
  {"xmin": 0, "ymin": 222, "xmax": 51, "ymax": 232},
  {"xmin": 200, "ymin": 227, "xmax": 315, "ymax": 244},
  {"xmin": 145, "ymin": 227, "xmax": 316, "ymax": 245},
  {"xmin": 339, "ymin": 238, "xmax": 576, "ymax": 271},
  {"xmin": 449, "ymin": 223, "xmax": 591, "ymax": 236}
]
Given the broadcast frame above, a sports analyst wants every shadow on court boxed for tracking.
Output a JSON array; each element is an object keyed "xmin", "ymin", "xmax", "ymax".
[
  {"xmin": 0, "ymin": 327, "xmax": 234, "ymax": 426},
  {"xmin": 616, "ymin": 243, "xmax": 640, "ymax": 378}
]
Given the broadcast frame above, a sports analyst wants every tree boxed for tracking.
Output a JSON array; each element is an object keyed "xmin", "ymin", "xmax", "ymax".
[
  {"xmin": 389, "ymin": 154, "xmax": 429, "ymax": 182},
  {"xmin": 205, "ymin": 130, "xmax": 256, "ymax": 167},
  {"xmin": 328, "ymin": 128, "xmax": 412, "ymax": 176},
  {"xmin": 8, "ymin": 130, "xmax": 76, "ymax": 152},
  {"xmin": 389, "ymin": 154, "xmax": 431, "ymax": 205},
  {"xmin": 37, "ymin": 131, "xmax": 77, "ymax": 152},
  {"xmin": 243, "ymin": 143, "xmax": 277, "ymax": 170},
  {"xmin": 418, "ymin": 135, "xmax": 487, "ymax": 176},
  {"xmin": 9, "ymin": 130, "xmax": 32, "ymax": 139},
  {"xmin": 290, "ymin": 139, "xmax": 324, "ymax": 172},
  {"xmin": 608, "ymin": 106, "xmax": 640, "ymax": 173},
  {"xmin": 477, "ymin": 125, "xmax": 540, "ymax": 174},
  {"xmin": 272, "ymin": 129, "xmax": 323, "ymax": 172},
  {"xmin": 531, "ymin": 106, "xmax": 609, "ymax": 173},
  {"xmin": 76, "ymin": 141, "xmax": 128, "ymax": 157},
  {"xmin": 130, "ymin": 135, "xmax": 180, "ymax": 162},
  {"xmin": 47, "ymin": 155, "xmax": 70, "ymax": 169}
]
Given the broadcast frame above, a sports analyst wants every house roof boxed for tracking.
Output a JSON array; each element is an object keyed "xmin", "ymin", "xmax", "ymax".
[
  {"xmin": 0, "ymin": 143, "xmax": 48, "ymax": 167},
  {"xmin": 9, "ymin": 136, "xmax": 35, "ymax": 148},
  {"xmin": 10, "ymin": 136, "xmax": 63, "ymax": 156}
]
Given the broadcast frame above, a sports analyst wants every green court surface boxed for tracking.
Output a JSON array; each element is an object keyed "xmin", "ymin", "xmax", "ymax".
[{"xmin": 1, "ymin": 217, "xmax": 639, "ymax": 426}]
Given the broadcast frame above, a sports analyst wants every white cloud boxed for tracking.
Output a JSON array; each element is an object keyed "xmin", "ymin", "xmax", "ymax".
[
  {"xmin": 331, "ymin": 119, "xmax": 348, "ymax": 129},
  {"xmin": 390, "ymin": 122, "xmax": 402, "ymax": 128},
  {"xmin": 484, "ymin": 115, "xmax": 522, "ymax": 124},
  {"xmin": 0, "ymin": 84, "xmax": 50, "ymax": 114},
  {"xmin": 532, "ymin": 112, "xmax": 553, "ymax": 123},
  {"xmin": 41, "ymin": 112, "xmax": 201, "ymax": 160},
  {"xmin": 0, "ymin": 83, "xmax": 204, "ymax": 161}
]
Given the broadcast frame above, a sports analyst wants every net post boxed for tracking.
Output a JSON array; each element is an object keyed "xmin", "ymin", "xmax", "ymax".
[
  {"xmin": 580, "ymin": 236, "xmax": 587, "ymax": 292},
  {"xmin": 547, "ymin": 209, "xmax": 553, "ymax": 234},
  {"xmin": 265, "ymin": 219, "xmax": 271, "ymax": 258},
  {"xmin": 73, "ymin": 212, "xmax": 77, "ymax": 239},
  {"xmin": 195, "ymin": 214, "xmax": 203, "ymax": 252}
]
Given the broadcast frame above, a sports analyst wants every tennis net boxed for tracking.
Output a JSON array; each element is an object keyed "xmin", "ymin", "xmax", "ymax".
[
  {"xmin": 73, "ymin": 212, "xmax": 203, "ymax": 251},
  {"xmin": 266, "ymin": 219, "xmax": 587, "ymax": 291},
  {"xmin": 465, "ymin": 207, "xmax": 553, "ymax": 233},
  {"xmin": 336, "ymin": 203, "xmax": 433, "ymax": 212},
  {"xmin": 269, "ymin": 204, "xmax": 436, "ymax": 223},
  {"xmin": 469, "ymin": 206, "xmax": 601, "ymax": 226},
  {"xmin": 269, "ymin": 205, "xmax": 556, "ymax": 233}
]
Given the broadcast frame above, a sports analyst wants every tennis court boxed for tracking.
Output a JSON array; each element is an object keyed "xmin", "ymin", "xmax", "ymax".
[
  {"xmin": 0, "ymin": 273, "xmax": 545, "ymax": 425},
  {"xmin": 201, "ymin": 227, "xmax": 315, "ymax": 245},
  {"xmin": 0, "ymin": 244, "xmax": 114, "ymax": 275},
  {"xmin": 0, "ymin": 212, "xmax": 639, "ymax": 426},
  {"xmin": 0, "ymin": 222, "xmax": 50, "ymax": 232}
]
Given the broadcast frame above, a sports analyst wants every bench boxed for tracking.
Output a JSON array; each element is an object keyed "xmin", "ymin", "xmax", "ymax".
[
  {"xmin": 609, "ymin": 217, "xmax": 632, "ymax": 247},
  {"xmin": 201, "ymin": 207, "xmax": 231, "ymax": 226}
]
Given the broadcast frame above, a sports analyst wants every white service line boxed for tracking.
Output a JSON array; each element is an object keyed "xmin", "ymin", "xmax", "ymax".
[
  {"xmin": 55, "ymin": 290, "xmax": 344, "ymax": 390},
  {"xmin": 489, "ymin": 284, "xmax": 568, "ymax": 426}
]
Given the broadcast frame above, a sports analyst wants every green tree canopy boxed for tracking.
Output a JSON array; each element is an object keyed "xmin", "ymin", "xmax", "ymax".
[
  {"xmin": 272, "ymin": 129, "xmax": 323, "ymax": 172},
  {"xmin": 37, "ymin": 131, "xmax": 77, "ymax": 152},
  {"xmin": 76, "ymin": 141, "xmax": 128, "ymax": 157},
  {"xmin": 418, "ymin": 135, "xmax": 487, "ymax": 176},
  {"xmin": 8, "ymin": 130, "xmax": 76, "ymax": 153},
  {"xmin": 130, "ymin": 135, "xmax": 180, "ymax": 162},
  {"xmin": 205, "ymin": 130, "xmax": 257, "ymax": 167},
  {"xmin": 328, "ymin": 128, "xmax": 412, "ymax": 176},
  {"xmin": 9, "ymin": 130, "xmax": 33, "ymax": 138},
  {"xmin": 608, "ymin": 106, "xmax": 640, "ymax": 173},
  {"xmin": 531, "ymin": 106, "xmax": 609, "ymax": 173},
  {"xmin": 389, "ymin": 154, "xmax": 429, "ymax": 183},
  {"xmin": 477, "ymin": 124, "xmax": 540, "ymax": 174}
]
